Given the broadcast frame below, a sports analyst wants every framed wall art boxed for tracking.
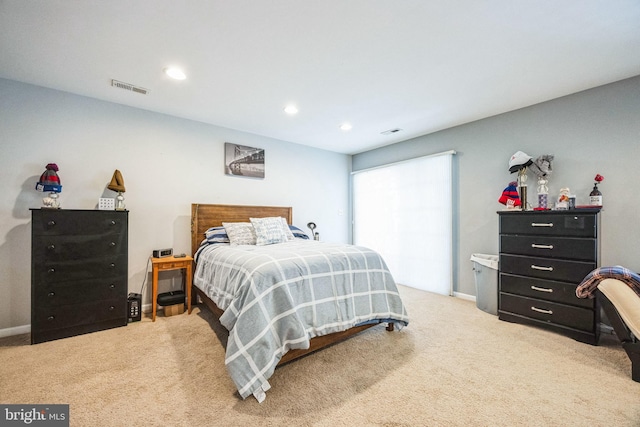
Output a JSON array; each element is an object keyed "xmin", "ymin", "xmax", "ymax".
[{"xmin": 224, "ymin": 143, "xmax": 265, "ymax": 178}]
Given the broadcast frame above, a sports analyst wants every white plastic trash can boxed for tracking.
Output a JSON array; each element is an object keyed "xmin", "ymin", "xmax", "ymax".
[{"xmin": 470, "ymin": 254, "xmax": 499, "ymax": 315}]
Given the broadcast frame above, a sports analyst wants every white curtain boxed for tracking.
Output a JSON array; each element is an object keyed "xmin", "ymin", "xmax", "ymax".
[{"xmin": 352, "ymin": 151, "xmax": 454, "ymax": 295}]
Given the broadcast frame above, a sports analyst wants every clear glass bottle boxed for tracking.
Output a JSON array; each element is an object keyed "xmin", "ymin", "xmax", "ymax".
[
  {"xmin": 115, "ymin": 192, "xmax": 126, "ymax": 210},
  {"xmin": 537, "ymin": 178, "xmax": 548, "ymax": 209},
  {"xmin": 590, "ymin": 184, "xmax": 602, "ymax": 206}
]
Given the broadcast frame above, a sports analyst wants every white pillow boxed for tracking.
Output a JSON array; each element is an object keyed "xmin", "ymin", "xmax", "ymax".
[
  {"xmin": 222, "ymin": 222, "xmax": 256, "ymax": 245},
  {"xmin": 250, "ymin": 217, "xmax": 290, "ymax": 246},
  {"xmin": 280, "ymin": 217, "xmax": 295, "ymax": 241}
]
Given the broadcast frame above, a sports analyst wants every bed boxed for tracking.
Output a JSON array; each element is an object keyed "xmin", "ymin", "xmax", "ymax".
[{"xmin": 190, "ymin": 203, "xmax": 409, "ymax": 402}]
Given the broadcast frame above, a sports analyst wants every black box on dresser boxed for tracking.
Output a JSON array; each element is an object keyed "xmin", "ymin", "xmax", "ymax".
[
  {"xmin": 31, "ymin": 209, "xmax": 128, "ymax": 344},
  {"xmin": 497, "ymin": 209, "xmax": 601, "ymax": 345}
]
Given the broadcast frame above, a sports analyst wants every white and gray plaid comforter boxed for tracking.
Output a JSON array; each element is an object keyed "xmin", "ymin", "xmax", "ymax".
[{"xmin": 193, "ymin": 240, "xmax": 409, "ymax": 402}]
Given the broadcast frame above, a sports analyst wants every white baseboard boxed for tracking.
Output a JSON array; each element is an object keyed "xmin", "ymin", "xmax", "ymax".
[
  {"xmin": 453, "ymin": 291, "xmax": 476, "ymax": 302},
  {"xmin": 0, "ymin": 324, "xmax": 30, "ymax": 339},
  {"xmin": 0, "ymin": 300, "xmax": 616, "ymax": 340},
  {"xmin": 0, "ymin": 307, "xmax": 157, "ymax": 338},
  {"xmin": 141, "ymin": 303, "xmax": 166, "ymax": 314},
  {"xmin": 4, "ymin": 295, "xmax": 475, "ymax": 338},
  {"xmin": 0, "ymin": 304, "xmax": 157, "ymax": 338}
]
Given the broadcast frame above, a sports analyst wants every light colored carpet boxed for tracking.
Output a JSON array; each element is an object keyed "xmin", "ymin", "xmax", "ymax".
[{"xmin": 1, "ymin": 285, "xmax": 638, "ymax": 426}]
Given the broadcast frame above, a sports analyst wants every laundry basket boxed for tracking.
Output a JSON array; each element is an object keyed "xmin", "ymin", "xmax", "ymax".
[{"xmin": 470, "ymin": 254, "xmax": 499, "ymax": 315}]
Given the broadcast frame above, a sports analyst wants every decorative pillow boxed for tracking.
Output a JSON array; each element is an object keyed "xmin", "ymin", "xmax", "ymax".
[
  {"xmin": 204, "ymin": 226, "xmax": 230, "ymax": 244},
  {"xmin": 288, "ymin": 225, "xmax": 310, "ymax": 240},
  {"xmin": 250, "ymin": 217, "xmax": 290, "ymax": 246},
  {"xmin": 280, "ymin": 217, "xmax": 296, "ymax": 241},
  {"xmin": 222, "ymin": 222, "xmax": 257, "ymax": 245}
]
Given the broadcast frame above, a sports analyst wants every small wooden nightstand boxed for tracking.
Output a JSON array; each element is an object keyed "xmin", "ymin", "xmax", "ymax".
[{"xmin": 151, "ymin": 255, "xmax": 193, "ymax": 321}]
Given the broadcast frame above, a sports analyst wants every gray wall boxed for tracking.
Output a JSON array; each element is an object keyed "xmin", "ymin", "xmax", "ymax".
[
  {"xmin": 353, "ymin": 75, "xmax": 640, "ymax": 297},
  {"xmin": 2, "ymin": 75, "xmax": 639, "ymax": 333},
  {"xmin": 0, "ymin": 78, "xmax": 351, "ymax": 333}
]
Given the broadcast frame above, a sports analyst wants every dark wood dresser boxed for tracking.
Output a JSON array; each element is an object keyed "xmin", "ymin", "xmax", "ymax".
[
  {"xmin": 31, "ymin": 209, "xmax": 128, "ymax": 344},
  {"xmin": 498, "ymin": 209, "xmax": 601, "ymax": 344}
]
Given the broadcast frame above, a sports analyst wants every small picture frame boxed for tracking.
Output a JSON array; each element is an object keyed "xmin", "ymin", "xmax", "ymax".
[{"xmin": 98, "ymin": 198, "xmax": 115, "ymax": 210}]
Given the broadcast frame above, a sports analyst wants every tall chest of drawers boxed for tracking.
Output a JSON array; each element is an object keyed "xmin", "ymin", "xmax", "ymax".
[
  {"xmin": 31, "ymin": 209, "xmax": 128, "ymax": 344},
  {"xmin": 498, "ymin": 210, "xmax": 600, "ymax": 345}
]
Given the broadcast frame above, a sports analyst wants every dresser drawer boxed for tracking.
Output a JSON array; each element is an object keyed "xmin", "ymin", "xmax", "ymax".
[
  {"xmin": 33, "ymin": 233, "xmax": 126, "ymax": 262},
  {"xmin": 500, "ymin": 293, "xmax": 594, "ymax": 332},
  {"xmin": 500, "ymin": 273, "xmax": 593, "ymax": 308},
  {"xmin": 33, "ymin": 276, "xmax": 127, "ymax": 307},
  {"xmin": 32, "ymin": 210, "xmax": 126, "ymax": 236},
  {"xmin": 157, "ymin": 260, "xmax": 191, "ymax": 270},
  {"xmin": 500, "ymin": 254, "xmax": 595, "ymax": 283},
  {"xmin": 34, "ymin": 254, "xmax": 127, "ymax": 284},
  {"xmin": 500, "ymin": 235, "xmax": 596, "ymax": 261},
  {"xmin": 499, "ymin": 213, "xmax": 597, "ymax": 237},
  {"xmin": 33, "ymin": 299, "xmax": 128, "ymax": 332}
]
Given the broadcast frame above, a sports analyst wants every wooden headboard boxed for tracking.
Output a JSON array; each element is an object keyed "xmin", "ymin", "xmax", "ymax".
[{"xmin": 190, "ymin": 204, "xmax": 293, "ymax": 256}]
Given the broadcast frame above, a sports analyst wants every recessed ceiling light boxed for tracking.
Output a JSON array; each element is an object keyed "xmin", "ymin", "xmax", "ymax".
[
  {"xmin": 164, "ymin": 67, "xmax": 186, "ymax": 80},
  {"xmin": 340, "ymin": 123, "xmax": 352, "ymax": 131},
  {"xmin": 284, "ymin": 105, "xmax": 298, "ymax": 115}
]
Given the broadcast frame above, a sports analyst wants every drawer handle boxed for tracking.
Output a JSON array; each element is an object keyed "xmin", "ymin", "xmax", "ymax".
[
  {"xmin": 48, "ymin": 291, "xmax": 55, "ymax": 297},
  {"xmin": 531, "ymin": 285, "xmax": 553, "ymax": 293},
  {"xmin": 47, "ymin": 315, "xmax": 55, "ymax": 321},
  {"xmin": 110, "ymin": 241, "xmax": 116, "ymax": 247},
  {"xmin": 531, "ymin": 222, "xmax": 553, "ymax": 227},
  {"xmin": 531, "ymin": 306, "xmax": 553, "ymax": 315},
  {"xmin": 47, "ymin": 244, "xmax": 56, "ymax": 250},
  {"xmin": 110, "ymin": 263, "xmax": 116, "ymax": 268},
  {"xmin": 47, "ymin": 220, "xmax": 56, "ymax": 227},
  {"xmin": 47, "ymin": 268, "xmax": 56, "ymax": 274},
  {"xmin": 531, "ymin": 265, "xmax": 553, "ymax": 271},
  {"xmin": 109, "ymin": 283, "xmax": 116, "ymax": 289},
  {"xmin": 109, "ymin": 306, "xmax": 115, "ymax": 311},
  {"xmin": 531, "ymin": 244, "xmax": 553, "ymax": 249},
  {"xmin": 110, "ymin": 220, "xmax": 116, "ymax": 226}
]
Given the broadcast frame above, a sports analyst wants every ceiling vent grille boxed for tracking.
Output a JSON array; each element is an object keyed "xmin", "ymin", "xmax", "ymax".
[
  {"xmin": 381, "ymin": 128, "xmax": 403, "ymax": 135},
  {"xmin": 111, "ymin": 79, "xmax": 149, "ymax": 95}
]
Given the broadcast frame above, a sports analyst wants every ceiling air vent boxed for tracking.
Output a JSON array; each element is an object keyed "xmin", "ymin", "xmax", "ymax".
[
  {"xmin": 111, "ymin": 79, "xmax": 149, "ymax": 95},
  {"xmin": 381, "ymin": 128, "xmax": 403, "ymax": 135}
]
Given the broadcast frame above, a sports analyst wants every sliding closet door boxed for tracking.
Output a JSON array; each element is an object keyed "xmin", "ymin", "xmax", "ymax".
[{"xmin": 352, "ymin": 151, "xmax": 454, "ymax": 295}]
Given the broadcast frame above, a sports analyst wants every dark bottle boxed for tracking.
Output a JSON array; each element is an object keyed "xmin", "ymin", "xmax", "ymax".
[{"xmin": 589, "ymin": 184, "xmax": 602, "ymax": 206}]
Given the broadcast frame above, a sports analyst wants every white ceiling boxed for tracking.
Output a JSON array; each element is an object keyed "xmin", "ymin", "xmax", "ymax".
[{"xmin": 2, "ymin": 1, "xmax": 639, "ymax": 155}]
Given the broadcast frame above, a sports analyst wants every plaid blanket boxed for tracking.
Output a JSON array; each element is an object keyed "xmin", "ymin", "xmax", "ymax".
[
  {"xmin": 194, "ymin": 240, "xmax": 409, "ymax": 402},
  {"xmin": 576, "ymin": 266, "xmax": 640, "ymax": 299}
]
